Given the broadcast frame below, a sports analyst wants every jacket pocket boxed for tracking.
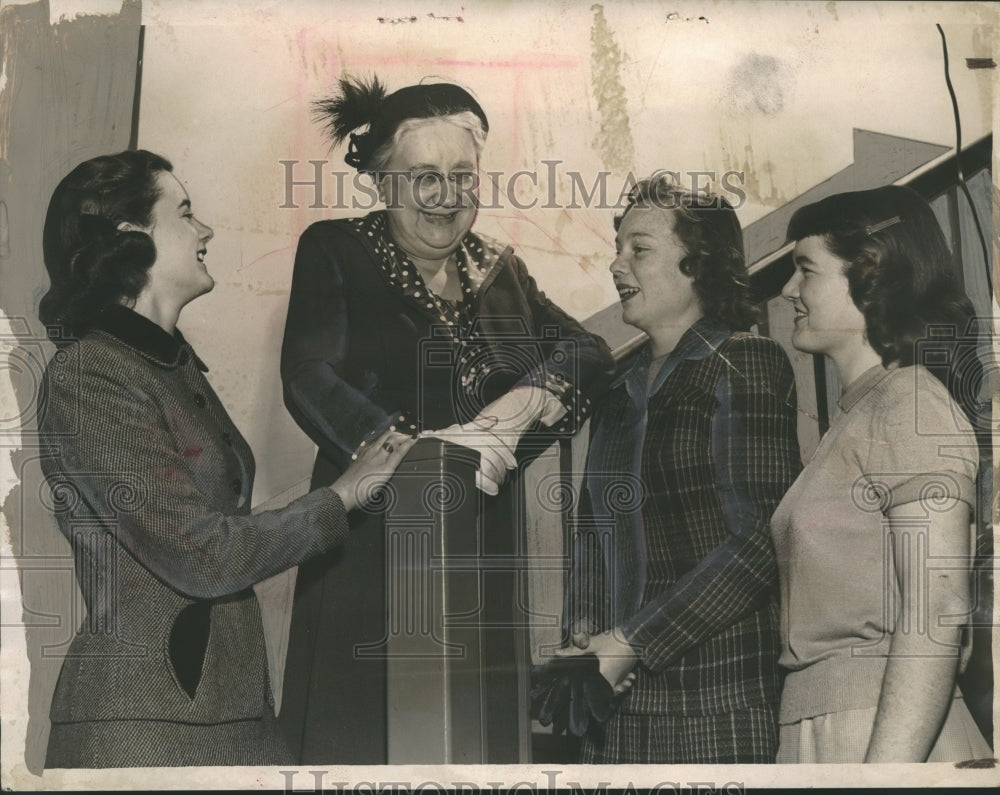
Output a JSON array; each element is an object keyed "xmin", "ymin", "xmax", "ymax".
[{"xmin": 167, "ymin": 601, "xmax": 212, "ymax": 699}]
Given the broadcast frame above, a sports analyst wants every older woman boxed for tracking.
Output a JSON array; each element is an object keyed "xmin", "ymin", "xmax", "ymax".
[
  {"xmin": 37, "ymin": 150, "xmax": 413, "ymax": 768},
  {"xmin": 279, "ymin": 76, "xmax": 614, "ymax": 761},
  {"xmin": 774, "ymin": 185, "xmax": 991, "ymax": 762},
  {"xmin": 561, "ymin": 176, "xmax": 800, "ymax": 763}
]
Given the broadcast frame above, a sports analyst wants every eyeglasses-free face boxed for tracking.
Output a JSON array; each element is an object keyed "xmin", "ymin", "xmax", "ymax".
[{"xmin": 782, "ymin": 234, "xmax": 868, "ymax": 362}]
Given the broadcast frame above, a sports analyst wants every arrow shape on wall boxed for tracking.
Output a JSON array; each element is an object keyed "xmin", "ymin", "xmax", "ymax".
[{"xmin": 743, "ymin": 129, "xmax": 949, "ymax": 268}]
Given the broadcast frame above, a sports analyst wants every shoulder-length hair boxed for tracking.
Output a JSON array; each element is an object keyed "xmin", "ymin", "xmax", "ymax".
[
  {"xmin": 617, "ymin": 174, "xmax": 758, "ymax": 331},
  {"xmin": 40, "ymin": 150, "xmax": 172, "ymax": 337},
  {"xmin": 787, "ymin": 184, "xmax": 983, "ymax": 424}
]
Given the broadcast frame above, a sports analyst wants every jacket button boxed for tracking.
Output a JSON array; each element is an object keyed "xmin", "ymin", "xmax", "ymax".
[
  {"xmin": 193, "ymin": 394, "xmax": 207, "ymax": 408},
  {"xmin": 221, "ymin": 431, "xmax": 233, "ymax": 445},
  {"xmin": 231, "ymin": 478, "xmax": 242, "ymax": 495}
]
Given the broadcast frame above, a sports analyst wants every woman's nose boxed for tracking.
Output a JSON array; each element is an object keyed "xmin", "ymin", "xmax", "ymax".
[
  {"xmin": 439, "ymin": 175, "xmax": 460, "ymax": 208},
  {"xmin": 781, "ymin": 270, "xmax": 800, "ymax": 301},
  {"xmin": 197, "ymin": 218, "xmax": 214, "ymax": 243},
  {"xmin": 609, "ymin": 254, "xmax": 627, "ymax": 275}
]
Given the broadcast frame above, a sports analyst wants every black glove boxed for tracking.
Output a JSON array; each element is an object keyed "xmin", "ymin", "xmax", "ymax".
[{"xmin": 529, "ymin": 653, "xmax": 622, "ymax": 736}]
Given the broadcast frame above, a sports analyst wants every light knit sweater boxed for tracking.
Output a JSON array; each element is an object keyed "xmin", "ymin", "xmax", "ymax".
[{"xmin": 771, "ymin": 364, "xmax": 977, "ymax": 723}]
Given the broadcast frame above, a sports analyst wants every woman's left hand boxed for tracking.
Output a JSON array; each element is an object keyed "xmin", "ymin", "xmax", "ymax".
[{"xmin": 556, "ymin": 628, "xmax": 639, "ymax": 694}]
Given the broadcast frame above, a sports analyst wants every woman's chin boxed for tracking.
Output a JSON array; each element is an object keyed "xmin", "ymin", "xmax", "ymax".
[
  {"xmin": 409, "ymin": 234, "xmax": 466, "ymax": 262},
  {"xmin": 789, "ymin": 328, "xmax": 824, "ymax": 356},
  {"xmin": 620, "ymin": 303, "xmax": 644, "ymax": 330},
  {"xmin": 192, "ymin": 277, "xmax": 216, "ymax": 302}
]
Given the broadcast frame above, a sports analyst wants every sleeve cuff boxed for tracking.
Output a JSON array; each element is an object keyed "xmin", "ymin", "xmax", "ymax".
[
  {"xmin": 880, "ymin": 470, "xmax": 977, "ymax": 511},
  {"xmin": 619, "ymin": 616, "xmax": 661, "ymax": 671},
  {"xmin": 349, "ymin": 410, "xmax": 411, "ymax": 460}
]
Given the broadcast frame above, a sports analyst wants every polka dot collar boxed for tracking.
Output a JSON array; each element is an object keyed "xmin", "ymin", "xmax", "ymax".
[{"xmin": 352, "ymin": 211, "xmax": 503, "ymax": 335}]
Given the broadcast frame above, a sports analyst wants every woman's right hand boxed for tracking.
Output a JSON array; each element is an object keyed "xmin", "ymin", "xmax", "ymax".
[
  {"xmin": 557, "ymin": 626, "xmax": 639, "ymax": 696},
  {"xmin": 418, "ymin": 424, "xmax": 517, "ymax": 495},
  {"xmin": 330, "ymin": 428, "xmax": 416, "ymax": 512}
]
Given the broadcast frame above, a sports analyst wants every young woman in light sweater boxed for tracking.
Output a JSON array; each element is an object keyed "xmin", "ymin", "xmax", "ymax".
[{"xmin": 772, "ymin": 185, "xmax": 991, "ymax": 763}]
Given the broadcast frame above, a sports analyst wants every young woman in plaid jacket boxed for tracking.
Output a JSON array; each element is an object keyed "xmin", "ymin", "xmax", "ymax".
[{"xmin": 562, "ymin": 175, "xmax": 801, "ymax": 763}]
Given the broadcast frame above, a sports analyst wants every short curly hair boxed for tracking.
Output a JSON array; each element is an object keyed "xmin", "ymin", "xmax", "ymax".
[
  {"xmin": 40, "ymin": 150, "xmax": 172, "ymax": 338},
  {"xmin": 786, "ymin": 184, "xmax": 983, "ymax": 424},
  {"xmin": 616, "ymin": 174, "xmax": 757, "ymax": 331}
]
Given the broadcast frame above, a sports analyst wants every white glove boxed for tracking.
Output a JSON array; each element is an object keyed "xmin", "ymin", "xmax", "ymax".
[
  {"xmin": 420, "ymin": 423, "xmax": 516, "ymax": 495},
  {"xmin": 421, "ymin": 387, "xmax": 565, "ymax": 495},
  {"xmin": 479, "ymin": 386, "xmax": 566, "ymax": 435}
]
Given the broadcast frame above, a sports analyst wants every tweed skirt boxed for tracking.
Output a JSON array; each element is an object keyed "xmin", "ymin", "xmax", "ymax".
[
  {"xmin": 580, "ymin": 705, "xmax": 778, "ymax": 764},
  {"xmin": 45, "ymin": 705, "xmax": 292, "ymax": 768},
  {"xmin": 776, "ymin": 694, "xmax": 992, "ymax": 763}
]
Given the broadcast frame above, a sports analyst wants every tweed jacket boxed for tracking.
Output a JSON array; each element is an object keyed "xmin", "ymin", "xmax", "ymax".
[
  {"xmin": 38, "ymin": 307, "xmax": 349, "ymax": 760},
  {"xmin": 280, "ymin": 213, "xmax": 615, "ymax": 484},
  {"xmin": 573, "ymin": 320, "xmax": 800, "ymax": 717}
]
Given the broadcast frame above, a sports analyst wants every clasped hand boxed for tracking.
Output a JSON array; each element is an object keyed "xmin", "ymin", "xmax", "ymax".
[{"xmin": 556, "ymin": 625, "xmax": 638, "ymax": 695}]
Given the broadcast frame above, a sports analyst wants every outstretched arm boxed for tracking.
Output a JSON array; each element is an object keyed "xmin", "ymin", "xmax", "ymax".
[{"xmin": 42, "ymin": 362, "xmax": 351, "ymax": 601}]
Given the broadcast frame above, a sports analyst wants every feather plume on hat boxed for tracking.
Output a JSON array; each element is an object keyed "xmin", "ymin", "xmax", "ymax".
[{"xmin": 312, "ymin": 75, "xmax": 387, "ymax": 145}]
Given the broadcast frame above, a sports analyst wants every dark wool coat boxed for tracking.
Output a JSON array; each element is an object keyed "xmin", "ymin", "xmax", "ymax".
[
  {"xmin": 39, "ymin": 306, "xmax": 350, "ymax": 768},
  {"xmin": 280, "ymin": 215, "xmax": 616, "ymax": 483},
  {"xmin": 277, "ymin": 215, "xmax": 615, "ymax": 763}
]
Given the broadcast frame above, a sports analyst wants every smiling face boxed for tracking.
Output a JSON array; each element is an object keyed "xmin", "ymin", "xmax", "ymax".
[
  {"xmin": 138, "ymin": 171, "xmax": 215, "ymax": 310},
  {"xmin": 782, "ymin": 235, "xmax": 869, "ymax": 361},
  {"xmin": 610, "ymin": 206, "xmax": 703, "ymax": 352},
  {"xmin": 379, "ymin": 118, "xmax": 479, "ymax": 267}
]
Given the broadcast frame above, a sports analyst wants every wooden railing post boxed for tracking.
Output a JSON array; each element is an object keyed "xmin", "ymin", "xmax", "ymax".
[{"xmin": 359, "ymin": 438, "xmax": 530, "ymax": 763}]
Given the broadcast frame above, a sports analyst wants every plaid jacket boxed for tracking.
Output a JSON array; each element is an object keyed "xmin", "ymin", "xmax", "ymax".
[
  {"xmin": 38, "ymin": 307, "xmax": 348, "ymax": 765},
  {"xmin": 571, "ymin": 319, "xmax": 800, "ymax": 717}
]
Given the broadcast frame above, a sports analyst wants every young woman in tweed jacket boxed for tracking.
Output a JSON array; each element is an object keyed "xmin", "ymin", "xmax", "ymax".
[
  {"xmin": 37, "ymin": 150, "xmax": 414, "ymax": 768},
  {"xmin": 563, "ymin": 176, "xmax": 801, "ymax": 763}
]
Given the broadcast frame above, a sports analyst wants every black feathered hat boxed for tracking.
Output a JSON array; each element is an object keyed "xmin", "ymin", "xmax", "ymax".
[{"xmin": 313, "ymin": 75, "xmax": 489, "ymax": 173}]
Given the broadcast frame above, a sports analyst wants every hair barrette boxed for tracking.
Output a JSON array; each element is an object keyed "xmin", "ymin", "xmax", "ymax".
[{"xmin": 865, "ymin": 216, "xmax": 902, "ymax": 236}]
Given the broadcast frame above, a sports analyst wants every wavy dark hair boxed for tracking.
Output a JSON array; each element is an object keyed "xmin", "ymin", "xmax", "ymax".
[
  {"xmin": 786, "ymin": 185, "xmax": 984, "ymax": 426},
  {"xmin": 616, "ymin": 174, "xmax": 758, "ymax": 331},
  {"xmin": 39, "ymin": 150, "xmax": 172, "ymax": 338}
]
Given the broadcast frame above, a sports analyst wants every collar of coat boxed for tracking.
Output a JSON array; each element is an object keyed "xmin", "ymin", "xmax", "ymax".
[
  {"xmin": 350, "ymin": 210, "xmax": 509, "ymax": 309},
  {"xmin": 92, "ymin": 305, "xmax": 209, "ymax": 372},
  {"xmin": 613, "ymin": 316, "xmax": 733, "ymax": 391}
]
